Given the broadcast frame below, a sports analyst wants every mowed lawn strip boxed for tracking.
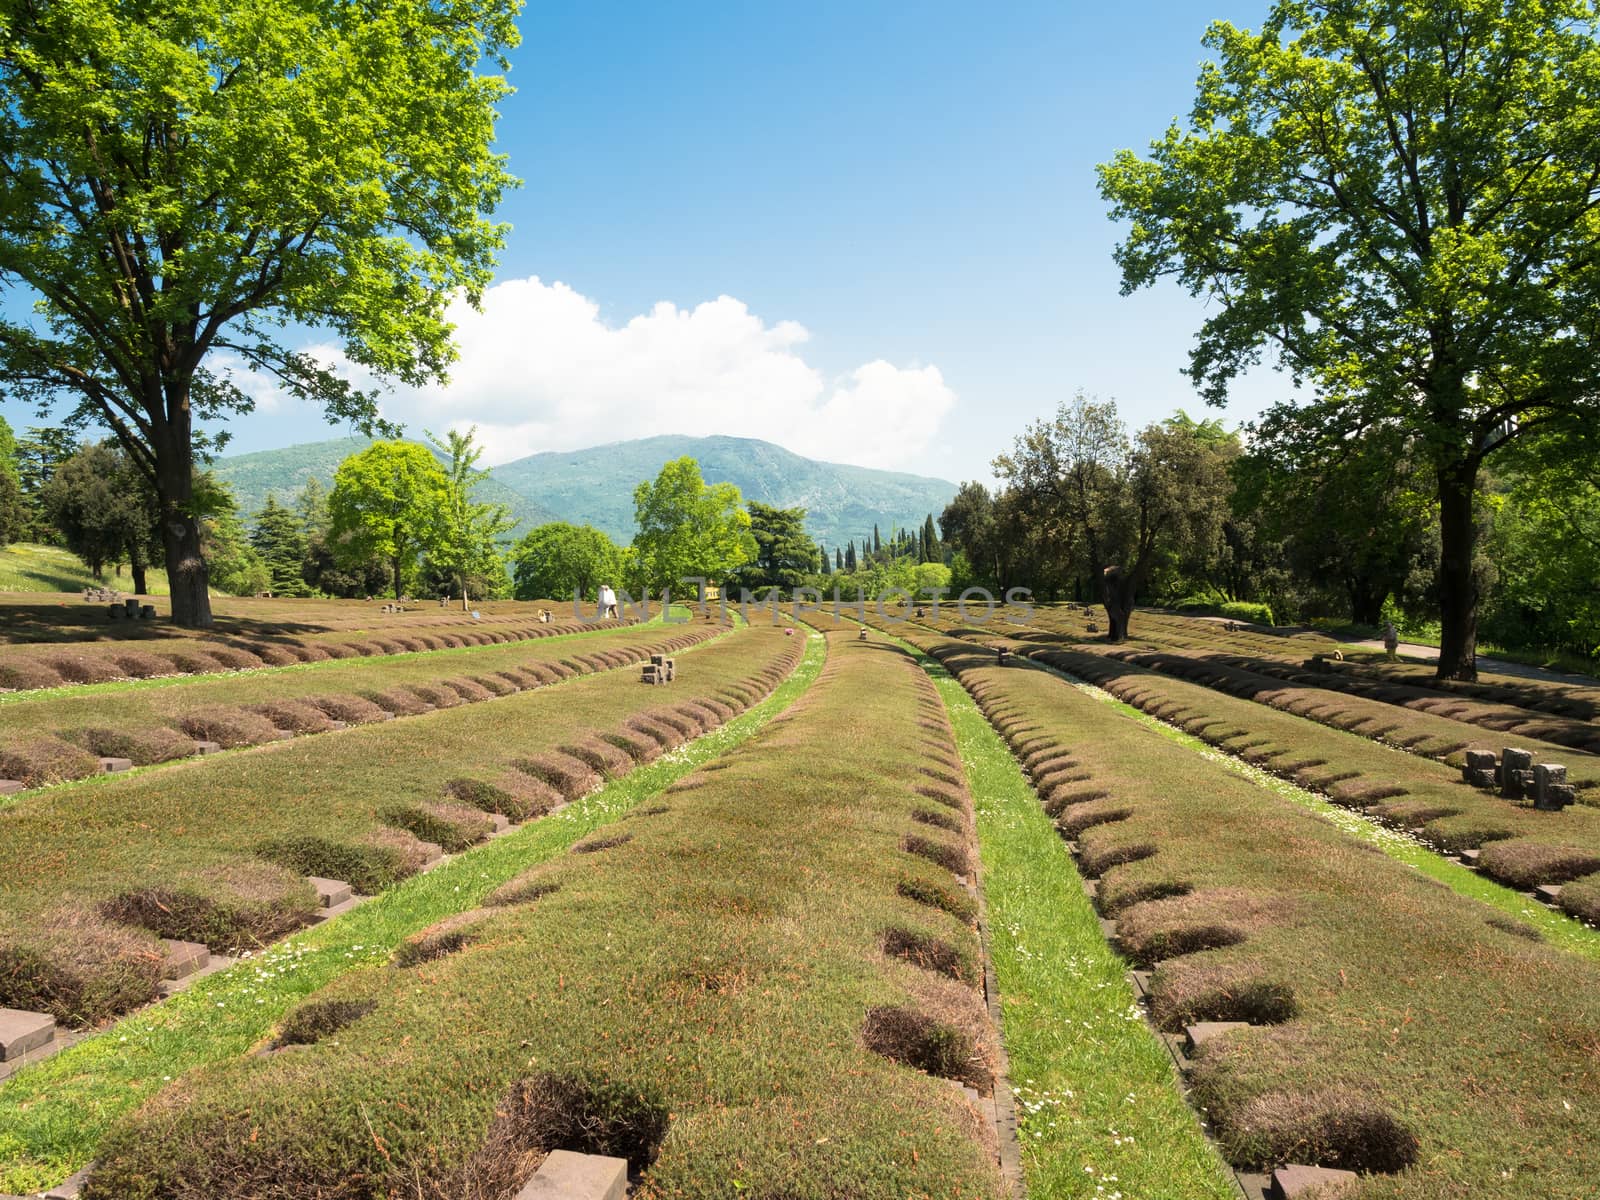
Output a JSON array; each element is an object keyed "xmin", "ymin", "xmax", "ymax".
[
  {"xmin": 920, "ymin": 638, "xmax": 1600, "ymax": 1199},
  {"xmin": 0, "ymin": 632, "xmax": 821, "ymax": 1194},
  {"xmin": 0, "ymin": 617, "xmax": 718, "ymax": 789},
  {"xmin": 1052, "ymin": 670, "xmax": 1600, "ymax": 961},
  {"xmin": 0, "ymin": 626, "xmax": 782, "ymax": 1027},
  {"xmin": 913, "ymin": 644, "xmax": 1237, "ymax": 1199},
  {"xmin": 1018, "ymin": 644, "xmax": 1600, "ymax": 926},
  {"xmin": 81, "ymin": 632, "xmax": 1008, "ymax": 1200}
]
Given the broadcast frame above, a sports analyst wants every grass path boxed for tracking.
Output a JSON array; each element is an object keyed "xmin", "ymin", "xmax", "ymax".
[
  {"xmin": 908, "ymin": 643, "xmax": 1238, "ymax": 1200},
  {"xmin": 0, "ymin": 632, "xmax": 826, "ymax": 1194},
  {"xmin": 1041, "ymin": 662, "xmax": 1600, "ymax": 961}
]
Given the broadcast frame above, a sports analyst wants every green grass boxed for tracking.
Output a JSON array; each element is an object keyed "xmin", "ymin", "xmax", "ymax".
[
  {"xmin": 0, "ymin": 544, "xmax": 174, "ymax": 595},
  {"xmin": 78, "ymin": 631, "xmax": 1007, "ymax": 1199},
  {"xmin": 1053, "ymin": 669, "xmax": 1600, "ymax": 962},
  {"xmin": 0, "ymin": 631, "xmax": 824, "ymax": 1194},
  {"xmin": 912, "ymin": 648, "xmax": 1238, "ymax": 1199},
  {"xmin": 0, "ymin": 626, "xmax": 778, "ymax": 1025},
  {"xmin": 920, "ymin": 635, "xmax": 1600, "ymax": 1197}
]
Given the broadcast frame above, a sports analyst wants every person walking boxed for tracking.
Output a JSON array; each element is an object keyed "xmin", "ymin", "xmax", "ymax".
[{"xmin": 598, "ymin": 582, "xmax": 617, "ymax": 620}]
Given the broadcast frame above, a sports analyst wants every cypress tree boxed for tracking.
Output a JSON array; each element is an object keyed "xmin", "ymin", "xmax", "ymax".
[
  {"xmin": 835, "ymin": 546, "xmax": 843, "ymax": 570},
  {"xmin": 818, "ymin": 541, "xmax": 831, "ymax": 575},
  {"xmin": 872, "ymin": 524, "xmax": 881, "ymax": 556},
  {"xmin": 845, "ymin": 541, "xmax": 857, "ymax": 572}
]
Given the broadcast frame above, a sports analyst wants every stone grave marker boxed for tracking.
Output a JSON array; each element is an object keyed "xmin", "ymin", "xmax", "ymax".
[
  {"xmin": 0, "ymin": 1009, "xmax": 55, "ymax": 1062},
  {"xmin": 1270, "ymin": 1164, "xmax": 1359, "ymax": 1199},
  {"xmin": 516, "ymin": 1150, "xmax": 628, "ymax": 1200},
  {"xmin": 1500, "ymin": 748, "xmax": 1534, "ymax": 799},
  {"xmin": 1533, "ymin": 763, "xmax": 1570, "ymax": 811}
]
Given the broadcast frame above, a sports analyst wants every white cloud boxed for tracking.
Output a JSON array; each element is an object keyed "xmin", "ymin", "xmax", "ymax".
[{"xmin": 299, "ymin": 277, "xmax": 956, "ymax": 470}]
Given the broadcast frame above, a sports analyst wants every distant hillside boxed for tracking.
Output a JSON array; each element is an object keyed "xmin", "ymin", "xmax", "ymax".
[
  {"xmin": 212, "ymin": 437, "xmax": 563, "ymax": 537},
  {"xmin": 492, "ymin": 435, "xmax": 957, "ymax": 549},
  {"xmin": 215, "ymin": 433, "xmax": 958, "ymax": 549}
]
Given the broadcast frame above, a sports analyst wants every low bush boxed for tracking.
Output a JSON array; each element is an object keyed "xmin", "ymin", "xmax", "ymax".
[
  {"xmin": 1477, "ymin": 840, "xmax": 1600, "ymax": 889},
  {"xmin": 1205, "ymin": 1085, "xmax": 1420, "ymax": 1174},
  {"xmin": 306, "ymin": 693, "xmax": 391, "ymax": 725},
  {"xmin": 254, "ymin": 835, "xmax": 414, "ymax": 895},
  {"xmin": 274, "ymin": 999, "xmax": 378, "ymax": 1048},
  {"xmin": 0, "ymin": 736, "xmax": 101, "ymax": 786},
  {"xmin": 248, "ymin": 700, "xmax": 338, "ymax": 735},
  {"xmin": 63, "ymin": 725, "xmax": 197, "ymax": 765},
  {"xmin": 880, "ymin": 926, "xmax": 973, "ymax": 982},
  {"xmin": 0, "ymin": 908, "xmax": 163, "ymax": 1026},
  {"xmin": 100, "ymin": 863, "xmax": 317, "ymax": 950},
  {"xmin": 901, "ymin": 834, "xmax": 969, "ymax": 875},
  {"xmin": 177, "ymin": 708, "xmax": 281, "ymax": 748},
  {"xmin": 896, "ymin": 875, "xmax": 977, "ymax": 923},
  {"xmin": 861, "ymin": 1004, "xmax": 990, "ymax": 1090},
  {"xmin": 380, "ymin": 801, "xmax": 495, "ymax": 853}
]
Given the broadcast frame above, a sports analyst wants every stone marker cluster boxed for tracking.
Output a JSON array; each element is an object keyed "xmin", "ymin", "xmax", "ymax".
[
  {"xmin": 1461, "ymin": 747, "xmax": 1575, "ymax": 810},
  {"xmin": 107, "ymin": 597, "xmax": 157, "ymax": 621},
  {"xmin": 640, "ymin": 654, "xmax": 675, "ymax": 685}
]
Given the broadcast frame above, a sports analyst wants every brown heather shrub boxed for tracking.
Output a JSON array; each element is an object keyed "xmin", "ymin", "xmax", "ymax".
[
  {"xmin": 1116, "ymin": 889, "xmax": 1292, "ymax": 968},
  {"xmin": 273, "ymin": 997, "xmax": 378, "ymax": 1047},
  {"xmin": 291, "ymin": 644, "xmax": 332, "ymax": 662},
  {"xmin": 159, "ymin": 648, "xmax": 227, "ymax": 675},
  {"xmin": 177, "ymin": 707, "xmax": 280, "ymax": 748},
  {"xmin": 445, "ymin": 777, "xmax": 544, "ymax": 821},
  {"xmin": 601, "ymin": 729, "xmax": 661, "ymax": 764},
  {"xmin": 573, "ymin": 831, "xmax": 633, "ymax": 854},
  {"xmin": 862, "ymin": 1005, "xmax": 990, "ymax": 1090},
  {"xmin": 487, "ymin": 874, "xmax": 562, "ymax": 907},
  {"xmin": 453, "ymin": 1072, "xmax": 670, "ymax": 1195},
  {"xmin": 920, "ymin": 766, "xmax": 962, "ymax": 789},
  {"xmin": 1055, "ymin": 805, "xmax": 1133, "ymax": 839},
  {"xmin": 242, "ymin": 642, "xmax": 301, "ymax": 666},
  {"xmin": 0, "ymin": 907, "xmax": 164, "ymax": 1026},
  {"xmin": 39, "ymin": 651, "xmax": 125, "ymax": 684},
  {"xmin": 911, "ymin": 807, "xmax": 961, "ymax": 833},
  {"xmin": 1148, "ymin": 961, "xmax": 1298, "ymax": 1031},
  {"xmin": 442, "ymin": 677, "xmax": 495, "ymax": 702},
  {"xmin": 1208, "ymin": 1085, "xmax": 1420, "ymax": 1174},
  {"xmin": 1077, "ymin": 840, "xmax": 1158, "ymax": 878},
  {"xmin": 1485, "ymin": 914, "xmax": 1545, "ymax": 941},
  {"xmin": 380, "ymin": 801, "xmax": 494, "ymax": 852},
  {"xmin": 897, "ymin": 875, "xmax": 978, "ymax": 924},
  {"xmin": 359, "ymin": 826, "xmax": 439, "ymax": 875},
  {"xmin": 514, "ymin": 753, "xmax": 602, "ymax": 801},
  {"xmin": 394, "ymin": 912, "xmax": 486, "ymax": 967},
  {"xmin": 0, "ymin": 658, "xmax": 66, "ymax": 690},
  {"xmin": 203, "ymin": 644, "xmax": 266, "ymax": 670},
  {"xmin": 306, "ymin": 693, "xmax": 391, "ymax": 725},
  {"xmin": 1098, "ymin": 878, "xmax": 1193, "ymax": 915},
  {"xmin": 621, "ymin": 716, "xmax": 676, "ymax": 749},
  {"xmin": 559, "ymin": 738, "xmax": 633, "ymax": 780},
  {"xmin": 101, "ymin": 862, "xmax": 317, "ymax": 950},
  {"xmin": 880, "ymin": 926, "xmax": 973, "ymax": 982},
  {"xmin": 63, "ymin": 725, "xmax": 197, "ymax": 765},
  {"xmin": 405, "ymin": 682, "xmax": 462, "ymax": 709},
  {"xmin": 643, "ymin": 710, "xmax": 696, "ymax": 739},
  {"xmin": 0, "ymin": 736, "xmax": 102, "ymax": 786},
  {"xmin": 255, "ymin": 834, "xmax": 413, "ymax": 894},
  {"xmin": 902, "ymin": 834, "xmax": 969, "ymax": 876},
  {"xmin": 361, "ymin": 687, "xmax": 432, "ymax": 717},
  {"xmin": 248, "ymin": 700, "xmax": 338, "ymax": 735},
  {"xmin": 1478, "ymin": 840, "xmax": 1600, "ymax": 889},
  {"xmin": 107, "ymin": 650, "xmax": 174, "ymax": 679},
  {"xmin": 914, "ymin": 783, "xmax": 964, "ymax": 811},
  {"xmin": 1042, "ymin": 787, "xmax": 1110, "ymax": 817},
  {"xmin": 1418, "ymin": 816, "xmax": 1517, "ymax": 853}
]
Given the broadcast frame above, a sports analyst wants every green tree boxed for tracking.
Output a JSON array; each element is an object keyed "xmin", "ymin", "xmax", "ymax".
[
  {"xmin": 844, "ymin": 541, "xmax": 857, "ymax": 572},
  {"xmin": 631, "ymin": 457, "xmax": 754, "ymax": 592},
  {"xmin": 995, "ymin": 397, "xmax": 1235, "ymax": 640},
  {"xmin": 12, "ymin": 425, "xmax": 75, "ymax": 542},
  {"xmin": 511, "ymin": 522, "xmax": 622, "ymax": 602},
  {"xmin": 328, "ymin": 441, "xmax": 450, "ymax": 600},
  {"xmin": 0, "ymin": 416, "xmax": 25, "ymax": 546},
  {"xmin": 40, "ymin": 441, "xmax": 160, "ymax": 588},
  {"xmin": 1099, "ymin": 0, "xmax": 1600, "ymax": 678},
  {"xmin": 0, "ymin": 0, "xmax": 518, "ymax": 627},
  {"xmin": 818, "ymin": 541, "xmax": 832, "ymax": 576},
  {"xmin": 424, "ymin": 427, "xmax": 514, "ymax": 607},
  {"xmin": 728, "ymin": 503, "xmax": 818, "ymax": 591},
  {"xmin": 250, "ymin": 495, "xmax": 310, "ymax": 597},
  {"xmin": 198, "ymin": 477, "xmax": 268, "ymax": 596}
]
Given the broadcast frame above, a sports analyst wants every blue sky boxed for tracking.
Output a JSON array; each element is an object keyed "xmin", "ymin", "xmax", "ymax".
[{"xmin": 4, "ymin": 0, "xmax": 1291, "ymax": 484}]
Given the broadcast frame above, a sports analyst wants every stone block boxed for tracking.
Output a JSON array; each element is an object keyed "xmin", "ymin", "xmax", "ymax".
[
  {"xmin": 1536, "ymin": 883, "xmax": 1565, "ymax": 904},
  {"xmin": 650, "ymin": 654, "xmax": 666, "ymax": 667},
  {"xmin": 489, "ymin": 813, "xmax": 511, "ymax": 834},
  {"xmin": 140, "ymin": 604, "xmax": 157, "ymax": 620},
  {"xmin": 161, "ymin": 939, "xmax": 210, "ymax": 980},
  {"xmin": 108, "ymin": 603, "xmax": 123, "ymax": 620},
  {"xmin": 1501, "ymin": 748, "xmax": 1533, "ymax": 798},
  {"xmin": 1185, "ymin": 1021, "xmax": 1251, "ymax": 1052},
  {"xmin": 1459, "ymin": 848, "xmax": 1481, "ymax": 866},
  {"xmin": 308, "ymin": 877, "xmax": 353, "ymax": 908},
  {"xmin": 0, "ymin": 780, "xmax": 24, "ymax": 795},
  {"xmin": 98, "ymin": 757, "xmax": 133, "ymax": 773},
  {"xmin": 515, "ymin": 1150, "xmax": 628, "ymax": 1200},
  {"xmin": 192, "ymin": 741, "xmax": 222, "ymax": 756},
  {"xmin": 1270, "ymin": 1163, "xmax": 1360, "ymax": 1198},
  {"xmin": 42, "ymin": 1165, "xmax": 91, "ymax": 1198},
  {"xmin": 1548, "ymin": 783, "xmax": 1578, "ymax": 809},
  {"xmin": 1465, "ymin": 768, "xmax": 1496, "ymax": 789},
  {"xmin": 0, "ymin": 1008, "xmax": 56, "ymax": 1062},
  {"xmin": 1533, "ymin": 763, "xmax": 1570, "ymax": 810},
  {"xmin": 1463, "ymin": 749, "xmax": 1497, "ymax": 772}
]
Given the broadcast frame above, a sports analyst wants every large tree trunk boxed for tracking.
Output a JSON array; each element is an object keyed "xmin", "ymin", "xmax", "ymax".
[
  {"xmin": 392, "ymin": 552, "xmax": 403, "ymax": 600},
  {"xmin": 1435, "ymin": 460, "xmax": 1480, "ymax": 681},
  {"xmin": 1101, "ymin": 565, "xmax": 1136, "ymax": 643},
  {"xmin": 155, "ymin": 433, "xmax": 212, "ymax": 628}
]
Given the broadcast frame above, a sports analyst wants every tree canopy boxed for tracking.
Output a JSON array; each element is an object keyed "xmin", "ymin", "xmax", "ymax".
[
  {"xmin": 328, "ymin": 441, "xmax": 450, "ymax": 599},
  {"xmin": 40, "ymin": 440, "xmax": 160, "ymax": 588},
  {"xmin": 1099, "ymin": 0, "xmax": 1600, "ymax": 677},
  {"xmin": 0, "ymin": 0, "xmax": 519, "ymax": 626},
  {"xmin": 728, "ymin": 502, "xmax": 817, "ymax": 592},
  {"xmin": 511, "ymin": 522, "xmax": 622, "ymax": 603},
  {"xmin": 631, "ymin": 456, "xmax": 754, "ymax": 592}
]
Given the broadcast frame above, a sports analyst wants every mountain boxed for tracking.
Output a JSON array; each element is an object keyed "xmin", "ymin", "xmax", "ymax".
[
  {"xmin": 214, "ymin": 433, "xmax": 959, "ymax": 549},
  {"xmin": 211, "ymin": 436, "xmax": 563, "ymax": 536},
  {"xmin": 490, "ymin": 435, "xmax": 957, "ymax": 549}
]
